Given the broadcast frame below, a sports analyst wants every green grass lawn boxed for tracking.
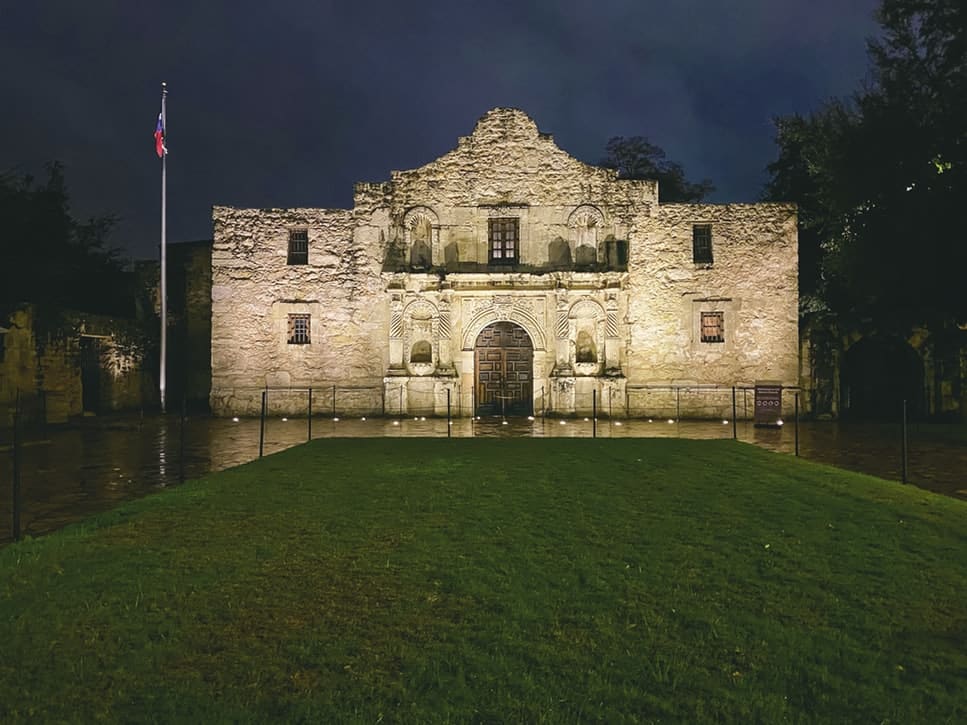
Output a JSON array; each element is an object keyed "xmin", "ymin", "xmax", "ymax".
[{"xmin": 1, "ymin": 439, "xmax": 965, "ymax": 723}]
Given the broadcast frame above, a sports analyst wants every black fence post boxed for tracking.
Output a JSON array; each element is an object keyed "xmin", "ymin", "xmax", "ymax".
[
  {"xmin": 732, "ymin": 386, "xmax": 737, "ymax": 440},
  {"xmin": 259, "ymin": 390, "xmax": 267, "ymax": 458},
  {"xmin": 307, "ymin": 387, "xmax": 313, "ymax": 441},
  {"xmin": 676, "ymin": 387, "xmax": 680, "ymax": 422},
  {"xmin": 12, "ymin": 391, "xmax": 22, "ymax": 542},
  {"xmin": 331, "ymin": 385, "xmax": 336, "ymax": 420},
  {"xmin": 447, "ymin": 388, "xmax": 451, "ymax": 438},
  {"xmin": 592, "ymin": 389, "xmax": 597, "ymax": 438},
  {"xmin": 794, "ymin": 392, "xmax": 800, "ymax": 457},
  {"xmin": 179, "ymin": 396, "xmax": 187, "ymax": 483},
  {"xmin": 901, "ymin": 399, "xmax": 908, "ymax": 484}
]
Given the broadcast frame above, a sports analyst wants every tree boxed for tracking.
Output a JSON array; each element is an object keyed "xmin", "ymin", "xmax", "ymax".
[
  {"xmin": 765, "ymin": 0, "xmax": 967, "ymax": 336},
  {"xmin": 0, "ymin": 163, "xmax": 132, "ymax": 319},
  {"xmin": 601, "ymin": 136, "xmax": 714, "ymax": 203}
]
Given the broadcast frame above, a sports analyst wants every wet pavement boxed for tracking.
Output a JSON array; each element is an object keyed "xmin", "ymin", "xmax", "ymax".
[{"xmin": 1, "ymin": 413, "xmax": 965, "ymax": 544}]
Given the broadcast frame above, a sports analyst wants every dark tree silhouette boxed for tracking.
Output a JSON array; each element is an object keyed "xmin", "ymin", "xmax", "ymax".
[
  {"xmin": 0, "ymin": 163, "xmax": 133, "ymax": 318},
  {"xmin": 601, "ymin": 136, "xmax": 714, "ymax": 203},
  {"xmin": 765, "ymin": 0, "xmax": 967, "ymax": 336}
]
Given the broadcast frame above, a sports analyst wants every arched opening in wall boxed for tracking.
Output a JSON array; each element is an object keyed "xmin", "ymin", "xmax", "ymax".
[
  {"xmin": 576, "ymin": 330, "xmax": 597, "ymax": 363},
  {"xmin": 410, "ymin": 340, "xmax": 432, "ymax": 363},
  {"xmin": 410, "ymin": 216, "xmax": 432, "ymax": 269},
  {"xmin": 841, "ymin": 336, "xmax": 924, "ymax": 420},
  {"xmin": 474, "ymin": 321, "xmax": 533, "ymax": 416}
]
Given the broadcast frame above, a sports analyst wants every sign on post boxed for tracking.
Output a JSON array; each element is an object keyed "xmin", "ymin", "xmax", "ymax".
[{"xmin": 754, "ymin": 382, "xmax": 782, "ymax": 427}]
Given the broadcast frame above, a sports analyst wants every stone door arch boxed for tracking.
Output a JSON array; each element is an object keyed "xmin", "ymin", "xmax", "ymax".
[{"xmin": 474, "ymin": 321, "xmax": 534, "ymax": 416}]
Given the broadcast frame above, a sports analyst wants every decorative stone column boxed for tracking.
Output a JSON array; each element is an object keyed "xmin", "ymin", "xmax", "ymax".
[
  {"xmin": 554, "ymin": 289, "xmax": 571, "ymax": 373},
  {"xmin": 605, "ymin": 290, "xmax": 621, "ymax": 373},
  {"xmin": 437, "ymin": 292, "xmax": 454, "ymax": 372},
  {"xmin": 388, "ymin": 292, "xmax": 405, "ymax": 374}
]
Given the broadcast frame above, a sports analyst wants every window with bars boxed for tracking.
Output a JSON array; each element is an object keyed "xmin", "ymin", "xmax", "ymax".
[
  {"xmin": 287, "ymin": 314, "xmax": 311, "ymax": 344},
  {"xmin": 287, "ymin": 229, "xmax": 308, "ymax": 265},
  {"xmin": 700, "ymin": 311, "xmax": 724, "ymax": 343},
  {"xmin": 692, "ymin": 224, "xmax": 713, "ymax": 264},
  {"xmin": 488, "ymin": 218, "xmax": 519, "ymax": 264}
]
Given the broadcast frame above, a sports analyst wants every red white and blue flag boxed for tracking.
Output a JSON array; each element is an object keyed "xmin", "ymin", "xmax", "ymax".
[{"xmin": 154, "ymin": 112, "xmax": 166, "ymax": 158}]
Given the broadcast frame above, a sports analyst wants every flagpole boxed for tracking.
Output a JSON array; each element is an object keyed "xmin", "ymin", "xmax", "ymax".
[{"xmin": 160, "ymin": 81, "xmax": 168, "ymax": 413}]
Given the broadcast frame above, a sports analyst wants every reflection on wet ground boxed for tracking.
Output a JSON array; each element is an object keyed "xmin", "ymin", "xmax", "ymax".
[{"xmin": 1, "ymin": 414, "xmax": 965, "ymax": 543}]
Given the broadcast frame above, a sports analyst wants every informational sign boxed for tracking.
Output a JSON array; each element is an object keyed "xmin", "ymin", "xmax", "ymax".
[{"xmin": 754, "ymin": 383, "xmax": 783, "ymax": 427}]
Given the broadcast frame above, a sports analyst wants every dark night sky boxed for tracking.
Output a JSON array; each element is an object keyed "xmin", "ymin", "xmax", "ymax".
[{"xmin": 1, "ymin": 1, "xmax": 881, "ymax": 260}]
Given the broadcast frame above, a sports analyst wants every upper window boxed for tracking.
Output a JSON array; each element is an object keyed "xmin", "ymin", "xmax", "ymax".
[
  {"xmin": 700, "ymin": 311, "xmax": 724, "ymax": 343},
  {"xmin": 692, "ymin": 224, "xmax": 713, "ymax": 264},
  {"xmin": 489, "ymin": 218, "xmax": 519, "ymax": 264},
  {"xmin": 287, "ymin": 314, "xmax": 311, "ymax": 344},
  {"xmin": 288, "ymin": 229, "xmax": 308, "ymax": 265}
]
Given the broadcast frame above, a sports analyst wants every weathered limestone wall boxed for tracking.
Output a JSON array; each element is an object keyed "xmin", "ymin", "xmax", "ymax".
[
  {"xmin": 210, "ymin": 108, "xmax": 800, "ymax": 419},
  {"xmin": 210, "ymin": 207, "xmax": 388, "ymax": 414},
  {"xmin": 0, "ymin": 306, "xmax": 146, "ymax": 426},
  {"xmin": 379, "ymin": 109, "xmax": 651, "ymax": 270},
  {"xmin": 625, "ymin": 203, "xmax": 799, "ymax": 415}
]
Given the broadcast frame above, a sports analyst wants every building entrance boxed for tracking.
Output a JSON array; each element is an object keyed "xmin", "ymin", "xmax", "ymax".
[{"xmin": 474, "ymin": 321, "xmax": 533, "ymax": 416}]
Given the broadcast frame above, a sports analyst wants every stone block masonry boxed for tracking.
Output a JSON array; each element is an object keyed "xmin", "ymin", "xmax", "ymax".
[{"xmin": 211, "ymin": 108, "xmax": 798, "ymax": 418}]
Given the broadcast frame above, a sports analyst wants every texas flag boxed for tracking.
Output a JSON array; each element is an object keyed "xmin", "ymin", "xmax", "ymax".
[{"xmin": 154, "ymin": 112, "xmax": 166, "ymax": 158}]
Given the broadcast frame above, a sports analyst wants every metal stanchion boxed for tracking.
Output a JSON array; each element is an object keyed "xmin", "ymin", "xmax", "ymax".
[
  {"xmin": 794, "ymin": 392, "xmax": 800, "ymax": 457},
  {"xmin": 901, "ymin": 399, "xmax": 908, "ymax": 484},
  {"xmin": 592, "ymin": 389, "xmax": 597, "ymax": 438},
  {"xmin": 259, "ymin": 390, "xmax": 267, "ymax": 458},
  {"xmin": 12, "ymin": 391, "xmax": 22, "ymax": 541},
  {"xmin": 331, "ymin": 385, "xmax": 336, "ymax": 419},
  {"xmin": 179, "ymin": 396, "xmax": 186, "ymax": 483},
  {"xmin": 307, "ymin": 387, "xmax": 313, "ymax": 441},
  {"xmin": 447, "ymin": 388, "xmax": 451, "ymax": 438},
  {"xmin": 732, "ymin": 386, "xmax": 737, "ymax": 440}
]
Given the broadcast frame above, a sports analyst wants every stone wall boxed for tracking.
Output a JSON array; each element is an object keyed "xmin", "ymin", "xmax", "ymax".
[
  {"xmin": 211, "ymin": 108, "xmax": 799, "ymax": 418},
  {"xmin": 0, "ymin": 306, "xmax": 146, "ymax": 427},
  {"xmin": 210, "ymin": 208, "xmax": 387, "ymax": 414}
]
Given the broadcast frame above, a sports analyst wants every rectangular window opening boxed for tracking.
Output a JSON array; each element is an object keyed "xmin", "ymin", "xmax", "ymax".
[
  {"xmin": 287, "ymin": 313, "xmax": 311, "ymax": 344},
  {"xmin": 288, "ymin": 229, "xmax": 309, "ymax": 265},
  {"xmin": 701, "ymin": 311, "xmax": 724, "ymax": 343},
  {"xmin": 692, "ymin": 224, "xmax": 713, "ymax": 264},
  {"xmin": 489, "ymin": 218, "xmax": 519, "ymax": 264}
]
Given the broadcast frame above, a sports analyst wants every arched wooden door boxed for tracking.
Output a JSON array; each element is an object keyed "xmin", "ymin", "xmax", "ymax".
[{"xmin": 474, "ymin": 321, "xmax": 533, "ymax": 416}]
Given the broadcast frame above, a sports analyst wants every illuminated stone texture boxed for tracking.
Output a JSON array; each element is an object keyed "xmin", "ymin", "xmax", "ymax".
[{"xmin": 211, "ymin": 108, "xmax": 797, "ymax": 417}]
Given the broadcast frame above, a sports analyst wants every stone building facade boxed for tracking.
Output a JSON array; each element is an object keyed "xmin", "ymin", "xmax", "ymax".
[
  {"xmin": 211, "ymin": 108, "xmax": 798, "ymax": 418},
  {"xmin": 0, "ymin": 305, "xmax": 146, "ymax": 427}
]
